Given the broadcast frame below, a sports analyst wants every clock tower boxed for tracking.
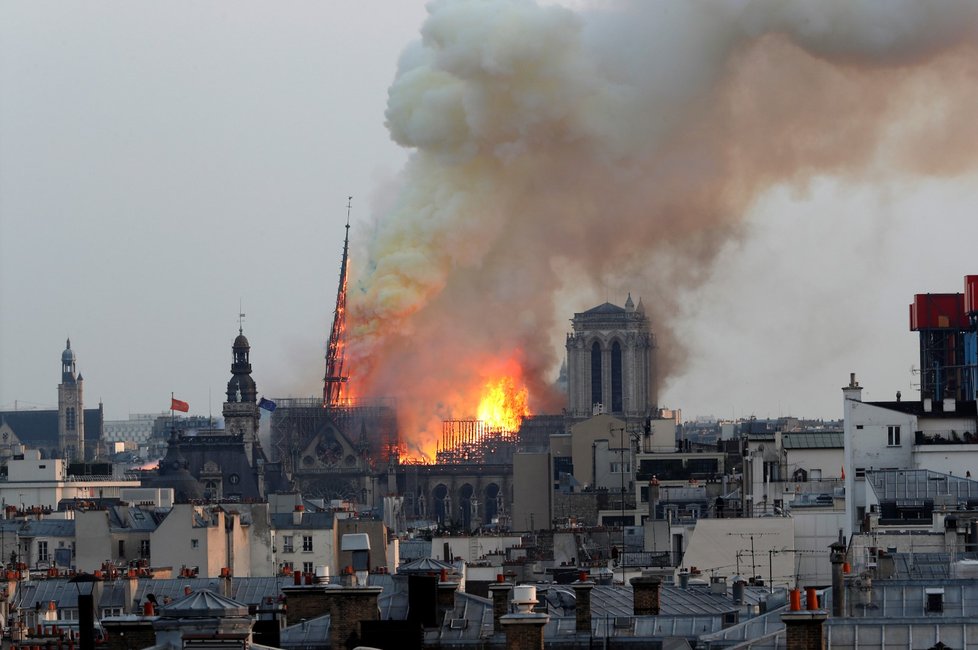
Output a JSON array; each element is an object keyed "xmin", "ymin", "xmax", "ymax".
[
  {"xmin": 57, "ymin": 339, "xmax": 85, "ymax": 461},
  {"xmin": 223, "ymin": 328, "xmax": 261, "ymax": 465}
]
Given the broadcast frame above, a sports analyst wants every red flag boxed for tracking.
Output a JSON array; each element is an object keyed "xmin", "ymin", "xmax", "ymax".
[
  {"xmin": 841, "ymin": 466, "xmax": 846, "ymax": 480},
  {"xmin": 171, "ymin": 397, "xmax": 190, "ymax": 413}
]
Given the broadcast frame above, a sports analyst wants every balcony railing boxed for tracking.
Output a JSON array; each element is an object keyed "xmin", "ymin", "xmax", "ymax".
[{"xmin": 914, "ymin": 430, "xmax": 978, "ymax": 445}]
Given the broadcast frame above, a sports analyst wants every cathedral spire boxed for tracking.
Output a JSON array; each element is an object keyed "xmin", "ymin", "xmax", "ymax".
[{"xmin": 323, "ymin": 197, "xmax": 352, "ymax": 407}]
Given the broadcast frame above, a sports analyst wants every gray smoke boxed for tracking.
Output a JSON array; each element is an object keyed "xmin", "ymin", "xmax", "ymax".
[{"xmin": 347, "ymin": 0, "xmax": 978, "ymax": 452}]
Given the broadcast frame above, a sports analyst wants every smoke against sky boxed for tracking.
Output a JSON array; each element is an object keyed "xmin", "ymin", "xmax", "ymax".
[
  {"xmin": 348, "ymin": 0, "xmax": 978, "ymax": 446},
  {"xmin": 1, "ymin": 1, "xmax": 977, "ymax": 435}
]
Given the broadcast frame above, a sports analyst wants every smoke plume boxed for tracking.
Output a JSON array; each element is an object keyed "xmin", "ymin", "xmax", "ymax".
[{"xmin": 347, "ymin": 0, "xmax": 978, "ymax": 455}]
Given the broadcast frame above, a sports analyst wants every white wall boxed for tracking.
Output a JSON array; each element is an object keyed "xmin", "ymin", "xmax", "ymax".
[
  {"xmin": 845, "ymin": 400, "xmax": 916, "ymax": 538},
  {"xmin": 793, "ymin": 510, "xmax": 846, "ymax": 586},
  {"xmin": 913, "ymin": 446, "xmax": 978, "ymax": 477},
  {"xmin": 785, "ymin": 448, "xmax": 844, "ymax": 480},
  {"xmin": 679, "ymin": 517, "xmax": 795, "ymax": 587}
]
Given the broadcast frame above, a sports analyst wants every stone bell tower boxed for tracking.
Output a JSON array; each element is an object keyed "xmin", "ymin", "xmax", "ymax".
[
  {"xmin": 58, "ymin": 338, "xmax": 85, "ymax": 461},
  {"xmin": 223, "ymin": 328, "xmax": 261, "ymax": 465},
  {"xmin": 565, "ymin": 294, "xmax": 656, "ymax": 419}
]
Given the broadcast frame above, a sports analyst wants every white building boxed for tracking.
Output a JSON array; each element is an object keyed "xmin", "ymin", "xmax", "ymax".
[
  {"xmin": 842, "ymin": 373, "xmax": 978, "ymax": 538},
  {"xmin": 0, "ymin": 451, "xmax": 141, "ymax": 510}
]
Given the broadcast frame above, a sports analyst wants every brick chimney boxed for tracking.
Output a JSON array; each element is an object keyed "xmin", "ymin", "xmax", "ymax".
[
  {"xmin": 782, "ymin": 611, "xmax": 827, "ymax": 650},
  {"xmin": 283, "ymin": 584, "xmax": 383, "ymax": 649},
  {"xmin": 571, "ymin": 572, "xmax": 594, "ymax": 633},
  {"xmin": 437, "ymin": 569, "xmax": 459, "ymax": 623},
  {"xmin": 829, "ymin": 537, "xmax": 847, "ymax": 618},
  {"xmin": 488, "ymin": 577, "xmax": 513, "ymax": 635},
  {"xmin": 500, "ymin": 585, "xmax": 548, "ymax": 650},
  {"xmin": 629, "ymin": 575, "xmax": 661, "ymax": 615},
  {"xmin": 781, "ymin": 585, "xmax": 827, "ymax": 650}
]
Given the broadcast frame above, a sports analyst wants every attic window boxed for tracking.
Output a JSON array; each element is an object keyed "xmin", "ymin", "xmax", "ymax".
[{"xmin": 925, "ymin": 588, "xmax": 944, "ymax": 614}]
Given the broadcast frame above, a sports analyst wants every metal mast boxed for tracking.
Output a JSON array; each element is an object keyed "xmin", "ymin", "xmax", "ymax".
[{"xmin": 323, "ymin": 197, "xmax": 352, "ymax": 407}]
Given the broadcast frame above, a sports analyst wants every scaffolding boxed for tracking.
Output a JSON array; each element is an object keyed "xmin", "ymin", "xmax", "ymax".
[
  {"xmin": 435, "ymin": 419, "xmax": 520, "ymax": 465},
  {"xmin": 270, "ymin": 397, "xmax": 398, "ymax": 477}
]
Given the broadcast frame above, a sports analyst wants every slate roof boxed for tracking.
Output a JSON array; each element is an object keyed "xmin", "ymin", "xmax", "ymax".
[
  {"xmin": 546, "ymin": 585, "xmax": 743, "ymax": 618},
  {"xmin": 280, "ymin": 613, "xmax": 331, "ymax": 646},
  {"xmin": 134, "ymin": 577, "xmax": 293, "ymax": 607},
  {"xmin": 19, "ymin": 519, "xmax": 75, "ymax": 538},
  {"xmin": 160, "ymin": 589, "xmax": 249, "ymax": 618},
  {"xmin": 867, "ymin": 469, "xmax": 978, "ymax": 501},
  {"xmin": 397, "ymin": 557, "xmax": 454, "ymax": 574},
  {"xmin": 0, "ymin": 408, "xmax": 103, "ymax": 446},
  {"xmin": 581, "ymin": 302, "xmax": 627, "ymax": 316},
  {"xmin": 865, "ymin": 400, "xmax": 978, "ymax": 418},
  {"xmin": 782, "ymin": 431, "xmax": 844, "ymax": 449},
  {"xmin": 108, "ymin": 506, "xmax": 168, "ymax": 532},
  {"xmin": 270, "ymin": 511, "xmax": 334, "ymax": 530}
]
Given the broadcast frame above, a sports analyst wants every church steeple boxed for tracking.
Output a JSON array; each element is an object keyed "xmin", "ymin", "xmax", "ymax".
[
  {"xmin": 226, "ymin": 329, "xmax": 257, "ymax": 404},
  {"xmin": 61, "ymin": 338, "xmax": 77, "ymax": 383},
  {"xmin": 58, "ymin": 338, "xmax": 85, "ymax": 461},
  {"xmin": 223, "ymin": 327, "xmax": 261, "ymax": 466}
]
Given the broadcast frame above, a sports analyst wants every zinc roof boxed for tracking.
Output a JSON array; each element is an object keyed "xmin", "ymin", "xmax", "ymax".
[{"xmin": 782, "ymin": 431, "xmax": 843, "ymax": 449}]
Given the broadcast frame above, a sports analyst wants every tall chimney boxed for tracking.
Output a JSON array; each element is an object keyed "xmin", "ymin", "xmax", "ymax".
[
  {"xmin": 829, "ymin": 536, "xmax": 847, "ymax": 618},
  {"xmin": 487, "ymin": 576, "xmax": 513, "ymax": 635},
  {"xmin": 572, "ymin": 572, "xmax": 594, "ymax": 633},
  {"xmin": 629, "ymin": 575, "xmax": 661, "ymax": 615},
  {"xmin": 437, "ymin": 572, "xmax": 459, "ymax": 623},
  {"xmin": 500, "ymin": 585, "xmax": 549, "ymax": 650},
  {"xmin": 842, "ymin": 373, "xmax": 862, "ymax": 403},
  {"xmin": 782, "ymin": 610, "xmax": 828, "ymax": 650}
]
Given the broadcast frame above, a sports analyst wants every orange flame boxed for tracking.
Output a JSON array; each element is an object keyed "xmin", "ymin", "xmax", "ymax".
[{"xmin": 477, "ymin": 375, "xmax": 529, "ymax": 431}]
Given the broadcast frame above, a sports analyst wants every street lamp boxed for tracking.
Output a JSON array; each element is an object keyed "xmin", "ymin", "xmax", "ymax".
[{"xmin": 70, "ymin": 572, "xmax": 100, "ymax": 650}]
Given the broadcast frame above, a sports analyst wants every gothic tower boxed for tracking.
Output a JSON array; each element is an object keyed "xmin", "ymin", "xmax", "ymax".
[
  {"xmin": 565, "ymin": 295, "xmax": 656, "ymax": 419},
  {"xmin": 58, "ymin": 338, "xmax": 85, "ymax": 460},
  {"xmin": 223, "ymin": 329, "xmax": 261, "ymax": 465}
]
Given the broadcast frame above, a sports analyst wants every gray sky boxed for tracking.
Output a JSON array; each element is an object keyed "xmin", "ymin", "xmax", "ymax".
[{"xmin": 2, "ymin": 1, "xmax": 976, "ymax": 426}]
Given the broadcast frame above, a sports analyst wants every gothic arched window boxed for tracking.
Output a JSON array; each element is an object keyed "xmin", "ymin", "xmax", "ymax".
[
  {"xmin": 611, "ymin": 341, "xmax": 623, "ymax": 412},
  {"xmin": 591, "ymin": 342, "xmax": 602, "ymax": 409}
]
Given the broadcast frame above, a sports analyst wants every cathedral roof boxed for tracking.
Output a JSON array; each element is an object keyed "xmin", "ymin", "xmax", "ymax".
[
  {"xmin": 0, "ymin": 409, "xmax": 103, "ymax": 446},
  {"xmin": 581, "ymin": 302, "xmax": 627, "ymax": 315},
  {"xmin": 233, "ymin": 333, "xmax": 250, "ymax": 349}
]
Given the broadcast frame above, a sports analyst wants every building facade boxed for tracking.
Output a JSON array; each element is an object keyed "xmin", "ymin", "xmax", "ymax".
[{"xmin": 565, "ymin": 296, "xmax": 656, "ymax": 420}]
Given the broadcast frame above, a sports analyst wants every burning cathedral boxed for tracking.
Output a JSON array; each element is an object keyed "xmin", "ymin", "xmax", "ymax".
[{"xmin": 266, "ymin": 221, "xmax": 658, "ymax": 531}]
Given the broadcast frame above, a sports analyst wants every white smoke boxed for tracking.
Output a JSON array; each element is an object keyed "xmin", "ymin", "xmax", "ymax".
[{"xmin": 347, "ymin": 0, "xmax": 978, "ymax": 448}]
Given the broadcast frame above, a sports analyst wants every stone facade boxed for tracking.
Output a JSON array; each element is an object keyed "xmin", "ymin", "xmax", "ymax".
[
  {"xmin": 58, "ymin": 339, "xmax": 85, "ymax": 461},
  {"xmin": 552, "ymin": 492, "xmax": 601, "ymax": 526},
  {"xmin": 566, "ymin": 297, "xmax": 656, "ymax": 419}
]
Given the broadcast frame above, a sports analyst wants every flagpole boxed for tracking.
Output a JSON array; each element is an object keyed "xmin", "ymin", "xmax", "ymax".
[{"xmin": 171, "ymin": 391, "xmax": 175, "ymax": 435}]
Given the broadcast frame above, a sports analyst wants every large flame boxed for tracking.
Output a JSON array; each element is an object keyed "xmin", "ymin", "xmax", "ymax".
[
  {"xmin": 477, "ymin": 375, "xmax": 529, "ymax": 432},
  {"xmin": 347, "ymin": 0, "xmax": 978, "ymax": 464}
]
